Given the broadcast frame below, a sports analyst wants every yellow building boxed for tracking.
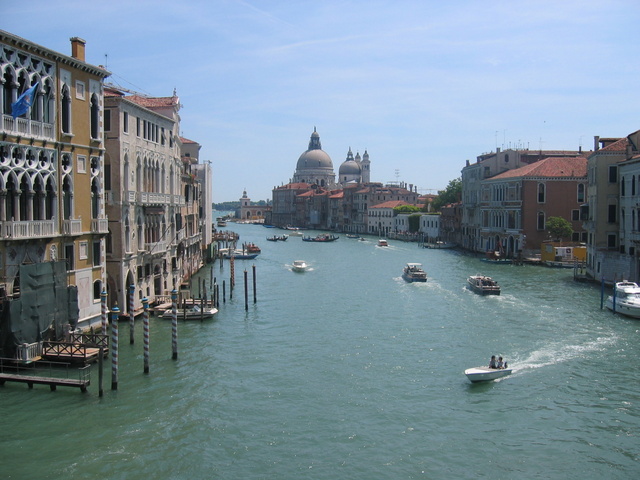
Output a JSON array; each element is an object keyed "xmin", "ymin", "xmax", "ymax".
[{"xmin": 0, "ymin": 30, "xmax": 110, "ymax": 332}]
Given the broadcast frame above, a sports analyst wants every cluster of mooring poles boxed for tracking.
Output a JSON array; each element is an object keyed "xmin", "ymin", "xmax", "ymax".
[{"xmin": 95, "ymin": 253, "xmax": 257, "ymax": 397}]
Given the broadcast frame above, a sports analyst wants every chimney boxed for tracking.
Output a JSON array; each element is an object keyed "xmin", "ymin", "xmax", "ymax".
[
  {"xmin": 594, "ymin": 136, "xmax": 600, "ymax": 152},
  {"xmin": 70, "ymin": 37, "xmax": 86, "ymax": 62}
]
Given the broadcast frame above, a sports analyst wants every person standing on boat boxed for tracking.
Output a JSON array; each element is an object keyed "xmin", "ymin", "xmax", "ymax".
[{"xmin": 489, "ymin": 355, "xmax": 498, "ymax": 369}]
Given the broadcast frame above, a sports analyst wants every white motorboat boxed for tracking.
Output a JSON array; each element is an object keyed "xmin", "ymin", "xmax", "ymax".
[
  {"xmin": 377, "ymin": 239, "xmax": 388, "ymax": 247},
  {"xmin": 606, "ymin": 281, "xmax": 640, "ymax": 318},
  {"xmin": 464, "ymin": 366, "xmax": 512, "ymax": 383},
  {"xmin": 162, "ymin": 304, "xmax": 218, "ymax": 320},
  {"xmin": 467, "ymin": 274, "xmax": 500, "ymax": 295},
  {"xmin": 402, "ymin": 263, "xmax": 427, "ymax": 282},
  {"xmin": 291, "ymin": 260, "xmax": 308, "ymax": 272}
]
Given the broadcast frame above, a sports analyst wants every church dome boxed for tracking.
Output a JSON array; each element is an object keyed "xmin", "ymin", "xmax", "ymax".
[
  {"xmin": 297, "ymin": 149, "xmax": 333, "ymax": 170},
  {"xmin": 339, "ymin": 147, "xmax": 361, "ymax": 176}
]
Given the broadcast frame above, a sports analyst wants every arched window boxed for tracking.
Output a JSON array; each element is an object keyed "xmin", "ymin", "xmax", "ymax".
[
  {"xmin": 537, "ymin": 183, "xmax": 546, "ymax": 203},
  {"xmin": 61, "ymin": 85, "xmax": 71, "ymax": 133},
  {"xmin": 91, "ymin": 94, "xmax": 100, "ymax": 138},
  {"xmin": 537, "ymin": 211, "xmax": 545, "ymax": 230},
  {"xmin": 577, "ymin": 183, "xmax": 585, "ymax": 203}
]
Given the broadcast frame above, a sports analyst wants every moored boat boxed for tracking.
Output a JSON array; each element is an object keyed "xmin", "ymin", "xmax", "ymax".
[
  {"xmin": 244, "ymin": 242, "xmax": 261, "ymax": 253},
  {"xmin": 162, "ymin": 304, "xmax": 218, "ymax": 320},
  {"xmin": 467, "ymin": 275, "xmax": 500, "ymax": 295},
  {"xmin": 606, "ymin": 281, "xmax": 640, "ymax": 318},
  {"xmin": 220, "ymin": 248, "xmax": 259, "ymax": 259},
  {"xmin": 464, "ymin": 366, "xmax": 512, "ymax": 383},
  {"xmin": 402, "ymin": 263, "xmax": 427, "ymax": 282}
]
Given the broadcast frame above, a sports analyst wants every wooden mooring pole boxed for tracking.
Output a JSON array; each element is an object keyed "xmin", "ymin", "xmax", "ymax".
[
  {"xmin": 244, "ymin": 270, "xmax": 248, "ymax": 311},
  {"xmin": 111, "ymin": 305, "xmax": 119, "ymax": 390},
  {"xmin": 171, "ymin": 289, "xmax": 178, "ymax": 360},
  {"xmin": 101, "ymin": 290, "xmax": 108, "ymax": 334},
  {"xmin": 143, "ymin": 297, "xmax": 150, "ymax": 374},
  {"xmin": 129, "ymin": 284, "xmax": 135, "ymax": 345},
  {"xmin": 252, "ymin": 264, "xmax": 257, "ymax": 304}
]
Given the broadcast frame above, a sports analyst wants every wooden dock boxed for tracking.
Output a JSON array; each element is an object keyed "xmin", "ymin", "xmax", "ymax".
[{"xmin": 0, "ymin": 361, "xmax": 91, "ymax": 393}]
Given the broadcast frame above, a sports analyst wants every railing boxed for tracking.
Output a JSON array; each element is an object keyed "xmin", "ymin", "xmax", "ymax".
[
  {"xmin": 2, "ymin": 114, "xmax": 55, "ymax": 140},
  {"xmin": 91, "ymin": 218, "xmax": 109, "ymax": 233},
  {"xmin": 0, "ymin": 357, "xmax": 91, "ymax": 384},
  {"xmin": 69, "ymin": 332, "xmax": 109, "ymax": 349},
  {"xmin": 15, "ymin": 342, "xmax": 43, "ymax": 362},
  {"xmin": 1, "ymin": 219, "xmax": 57, "ymax": 239},
  {"xmin": 63, "ymin": 219, "xmax": 82, "ymax": 235},
  {"xmin": 146, "ymin": 240, "xmax": 167, "ymax": 253},
  {"xmin": 138, "ymin": 192, "xmax": 171, "ymax": 205}
]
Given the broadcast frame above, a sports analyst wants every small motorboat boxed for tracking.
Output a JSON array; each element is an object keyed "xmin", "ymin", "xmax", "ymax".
[
  {"xmin": 266, "ymin": 235, "xmax": 288, "ymax": 242},
  {"xmin": 377, "ymin": 239, "xmax": 388, "ymax": 247},
  {"xmin": 244, "ymin": 243, "xmax": 261, "ymax": 253},
  {"xmin": 346, "ymin": 234, "xmax": 360, "ymax": 239},
  {"xmin": 291, "ymin": 260, "xmax": 308, "ymax": 272},
  {"xmin": 402, "ymin": 263, "xmax": 427, "ymax": 282},
  {"xmin": 219, "ymin": 248, "xmax": 259, "ymax": 259},
  {"xmin": 467, "ymin": 274, "xmax": 500, "ymax": 295},
  {"xmin": 606, "ymin": 281, "xmax": 640, "ymax": 318},
  {"xmin": 162, "ymin": 304, "xmax": 218, "ymax": 320},
  {"xmin": 464, "ymin": 366, "xmax": 512, "ymax": 383}
]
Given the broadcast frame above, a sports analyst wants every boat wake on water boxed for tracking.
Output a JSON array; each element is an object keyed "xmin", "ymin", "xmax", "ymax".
[{"xmin": 508, "ymin": 335, "xmax": 619, "ymax": 375}]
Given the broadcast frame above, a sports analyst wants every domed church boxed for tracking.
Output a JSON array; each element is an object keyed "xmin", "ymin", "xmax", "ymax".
[
  {"xmin": 292, "ymin": 128, "xmax": 336, "ymax": 187},
  {"xmin": 339, "ymin": 148, "xmax": 371, "ymax": 185}
]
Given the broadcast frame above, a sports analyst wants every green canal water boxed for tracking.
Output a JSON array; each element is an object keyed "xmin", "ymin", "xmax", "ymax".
[{"xmin": 2, "ymin": 223, "xmax": 640, "ymax": 479}]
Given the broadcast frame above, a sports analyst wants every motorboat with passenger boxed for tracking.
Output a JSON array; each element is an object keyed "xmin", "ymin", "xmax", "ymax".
[
  {"xmin": 464, "ymin": 366, "xmax": 512, "ymax": 383},
  {"xmin": 402, "ymin": 263, "xmax": 427, "ymax": 282},
  {"xmin": 606, "ymin": 281, "xmax": 640, "ymax": 318},
  {"xmin": 302, "ymin": 234, "xmax": 339, "ymax": 242},
  {"xmin": 467, "ymin": 275, "xmax": 500, "ymax": 295},
  {"xmin": 377, "ymin": 239, "xmax": 388, "ymax": 247}
]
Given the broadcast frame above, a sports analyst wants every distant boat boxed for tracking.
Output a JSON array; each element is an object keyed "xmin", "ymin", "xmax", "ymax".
[
  {"xmin": 467, "ymin": 274, "xmax": 501, "ymax": 295},
  {"xmin": 266, "ymin": 235, "xmax": 288, "ymax": 242},
  {"xmin": 244, "ymin": 243, "xmax": 261, "ymax": 253},
  {"xmin": 302, "ymin": 234, "xmax": 339, "ymax": 242},
  {"xmin": 291, "ymin": 260, "xmax": 308, "ymax": 272},
  {"xmin": 425, "ymin": 241, "xmax": 456, "ymax": 249},
  {"xmin": 377, "ymin": 239, "xmax": 388, "ymax": 247},
  {"xmin": 346, "ymin": 234, "xmax": 360, "ymax": 239},
  {"xmin": 402, "ymin": 263, "xmax": 427, "ymax": 282},
  {"xmin": 220, "ymin": 248, "xmax": 259, "ymax": 259}
]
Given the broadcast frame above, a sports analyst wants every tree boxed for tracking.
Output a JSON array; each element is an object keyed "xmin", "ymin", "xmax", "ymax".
[
  {"xmin": 546, "ymin": 216, "xmax": 573, "ymax": 241},
  {"xmin": 394, "ymin": 205, "xmax": 421, "ymax": 214},
  {"xmin": 429, "ymin": 177, "xmax": 462, "ymax": 212}
]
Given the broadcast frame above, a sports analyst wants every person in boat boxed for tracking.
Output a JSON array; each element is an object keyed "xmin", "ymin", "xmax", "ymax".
[
  {"xmin": 497, "ymin": 356, "xmax": 504, "ymax": 369},
  {"xmin": 489, "ymin": 355, "xmax": 498, "ymax": 369}
]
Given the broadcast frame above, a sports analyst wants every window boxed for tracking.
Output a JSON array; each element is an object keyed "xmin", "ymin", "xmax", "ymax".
[
  {"xmin": 577, "ymin": 183, "xmax": 585, "ymax": 203},
  {"xmin": 93, "ymin": 280, "xmax": 102, "ymax": 301},
  {"xmin": 77, "ymin": 155, "xmax": 87, "ymax": 173},
  {"xmin": 609, "ymin": 165, "xmax": 618, "ymax": 183},
  {"xmin": 572, "ymin": 209, "xmax": 580, "ymax": 221},
  {"xmin": 61, "ymin": 85, "xmax": 71, "ymax": 134},
  {"xmin": 537, "ymin": 211, "xmax": 545, "ymax": 230},
  {"xmin": 104, "ymin": 109, "xmax": 111, "ymax": 132},
  {"xmin": 608, "ymin": 204, "xmax": 617, "ymax": 223},
  {"xmin": 123, "ymin": 111, "xmax": 129, "ymax": 133},
  {"xmin": 79, "ymin": 241, "xmax": 88, "ymax": 260},
  {"xmin": 537, "ymin": 183, "xmax": 546, "ymax": 203},
  {"xmin": 136, "ymin": 117, "xmax": 141, "ymax": 136},
  {"xmin": 607, "ymin": 233, "xmax": 617, "ymax": 248},
  {"xmin": 75, "ymin": 81, "xmax": 85, "ymax": 100},
  {"xmin": 93, "ymin": 241, "xmax": 101, "ymax": 267},
  {"xmin": 64, "ymin": 244, "xmax": 74, "ymax": 271},
  {"xmin": 634, "ymin": 176, "xmax": 637, "ymax": 196},
  {"xmin": 90, "ymin": 93, "xmax": 99, "ymax": 139}
]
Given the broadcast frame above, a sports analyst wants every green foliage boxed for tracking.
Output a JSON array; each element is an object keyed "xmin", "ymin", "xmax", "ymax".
[
  {"xmin": 430, "ymin": 177, "xmax": 462, "ymax": 211},
  {"xmin": 394, "ymin": 205, "xmax": 421, "ymax": 214},
  {"xmin": 546, "ymin": 216, "xmax": 573, "ymax": 241}
]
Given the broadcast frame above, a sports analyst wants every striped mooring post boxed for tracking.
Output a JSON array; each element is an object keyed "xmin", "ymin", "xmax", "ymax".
[
  {"xmin": 101, "ymin": 290, "xmax": 108, "ymax": 334},
  {"xmin": 111, "ymin": 305, "xmax": 119, "ymax": 390},
  {"xmin": 171, "ymin": 289, "xmax": 178, "ymax": 360},
  {"xmin": 129, "ymin": 284, "xmax": 135, "ymax": 345},
  {"xmin": 142, "ymin": 297, "xmax": 150, "ymax": 374}
]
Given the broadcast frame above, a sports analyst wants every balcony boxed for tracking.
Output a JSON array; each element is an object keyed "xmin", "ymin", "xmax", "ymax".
[
  {"xmin": 2, "ymin": 115, "xmax": 55, "ymax": 140},
  {"xmin": 1, "ymin": 219, "xmax": 57, "ymax": 239},
  {"xmin": 91, "ymin": 218, "xmax": 109, "ymax": 234},
  {"xmin": 138, "ymin": 192, "xmax": 171, "ymax": 205},
  {"xmin": 145, "ymin": 241, "xmax": 167, "ymax": 254},
  {"xmin": 63, "ymin": 219, "xmax": 82, "ymax": 236}
]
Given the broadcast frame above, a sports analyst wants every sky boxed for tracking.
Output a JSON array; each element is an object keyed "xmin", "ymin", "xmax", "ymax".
[{"xmin": 4, "ymin": 0, "xmax": 640, "ymax": 202}]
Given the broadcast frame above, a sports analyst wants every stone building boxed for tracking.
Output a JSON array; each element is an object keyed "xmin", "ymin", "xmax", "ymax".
[{"xmin": 0, "ymin": 31, "xmax": 110, "ymax": 331}]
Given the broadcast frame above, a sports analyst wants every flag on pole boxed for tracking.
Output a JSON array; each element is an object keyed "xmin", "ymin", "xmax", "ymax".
[{"xmin": 11, "ymin": 83, "xmax": 39, "ymax": 119}]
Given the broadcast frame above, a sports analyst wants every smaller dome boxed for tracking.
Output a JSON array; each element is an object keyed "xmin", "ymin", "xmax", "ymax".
[{"xmin": 339, "ymin": 159, "xmax": 361, "ymax": 175}]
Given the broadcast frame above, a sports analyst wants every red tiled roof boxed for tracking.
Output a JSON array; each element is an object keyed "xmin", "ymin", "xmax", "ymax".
[
  {"xmin": 275, "ymin": 183, "xmax": 310, "ymax": 190},
  {"xmin": 180, "ymin": 137, "xmax": 197, "ymax": 144},
  {"xmin": 126, "ymin": 95, "xmax": 179, "ymax": 108},
  {"xmin": 490, "ymin": 156, "xmax": 587, "ymax": 179},
  {"xmin": 598, "ymin": 137, "xmax": 628, "ymax": 152},
  {"xmin": 370, "ymin": 200, "xmax": 409, "ymax": 209}
]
